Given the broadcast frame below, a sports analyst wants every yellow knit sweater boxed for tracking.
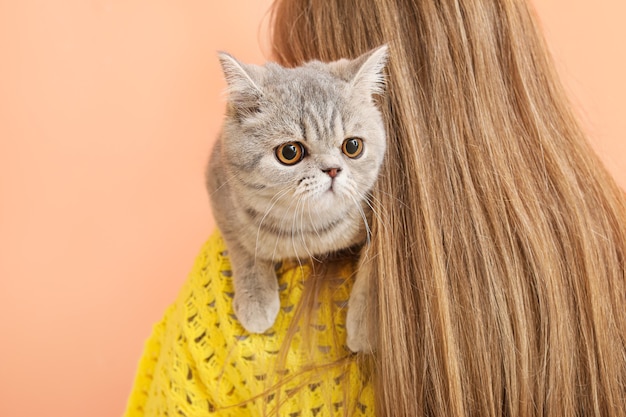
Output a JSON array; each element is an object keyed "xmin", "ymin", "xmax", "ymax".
[{"xmin": 124, "ymin": 231, "xmax": 373, "ymax": 417}]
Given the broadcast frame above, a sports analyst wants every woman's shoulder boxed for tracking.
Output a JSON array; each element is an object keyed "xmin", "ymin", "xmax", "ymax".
[{"xmin": 126, "ymin": 230, "xmax": 373, "ymax": 416}]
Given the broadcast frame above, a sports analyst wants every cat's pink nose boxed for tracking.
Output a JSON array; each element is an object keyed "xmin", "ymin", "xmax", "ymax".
[{"xmin": 323, "ymin": 167, "xmax": 341, "ymax": 178}]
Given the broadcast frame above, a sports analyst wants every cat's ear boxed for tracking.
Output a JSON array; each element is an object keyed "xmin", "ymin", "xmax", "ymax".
[
  {"xmin": 330, "ymin": 45, "xmax": 389, "ymax": 97},
  {"xmin": 350, "ymin": 45, "xmax": 389, "ymax": 96},
  {"xmin": 217, "ymin": 52, "xmax": 264, "ymax": 111}
]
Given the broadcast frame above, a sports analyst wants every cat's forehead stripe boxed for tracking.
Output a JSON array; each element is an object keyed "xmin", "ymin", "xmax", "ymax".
[
  {"xmin": 333, "ymin": 107, "xmax": 344, "ymax": 139},
  {"xmin": 310, "ymin": 103, "xmax": 326, "ymax": 141},
  {"xmin": 298, "ymin": 100, "xmax": 345, "ymax": 143}
]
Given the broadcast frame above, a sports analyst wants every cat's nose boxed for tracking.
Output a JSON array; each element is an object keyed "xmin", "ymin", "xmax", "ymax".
[{"xmin": 322, "ymin": 167, "xmax": 342, "ymax": 178}]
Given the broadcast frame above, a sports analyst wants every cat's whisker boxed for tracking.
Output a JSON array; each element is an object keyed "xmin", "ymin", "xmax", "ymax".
[
  {"xmin": 296, "ymin": 197, "xmax": 307, "ymax": 260},
  {"xmin": 269, "ymin": 188, "xmax": 301, "ymax": 266},
  {"xmin": 207, "ymin": 171, "xmax": 241, "ymax": 197},
  {"xmin": 290, "ymin": 196, "xmax": 307, "ymax": 271},
  {"xmin": 307, "ymin": 198, "xmax": 325, "ymax": 247},
  {"xmin": 343, "ymin": 179, "xmax": 380, "ymax": 231},
  {"xmin": 209, "ymin": 170, "xmax": 276, "ymax": 203},
  {"xmin": 299, "ymin": 197, "xmax": 320, "ymax": 262},
  {"xmin": 362, "ymin": 191, "xmax": 390, "ymax": 232},
  {"xmin": 350, "ymin": 194, "xmax": 372, "ymax": 246},
  {"xmin": 347, "ymin": 180, "xmax": 389, "ymax": 233},
  {"xmin": 255, "ymin": 186, "xmax": 292, "ymax": 266}
]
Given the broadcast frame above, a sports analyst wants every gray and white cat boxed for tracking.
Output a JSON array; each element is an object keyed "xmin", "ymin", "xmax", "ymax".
[{"xmin": 206, "ymin": 46, "xmax": 388, "ymax": 353}]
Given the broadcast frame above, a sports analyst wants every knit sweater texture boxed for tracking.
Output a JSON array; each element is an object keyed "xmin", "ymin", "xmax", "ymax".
[{"xmin": 124, "ymin": 231, "xmax": 373, "ymax": 416}]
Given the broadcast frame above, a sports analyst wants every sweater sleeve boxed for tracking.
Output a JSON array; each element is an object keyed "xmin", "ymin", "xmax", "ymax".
[{"xmin": 123, "ymin": 231, "xmax": 373, "ymax": 417}]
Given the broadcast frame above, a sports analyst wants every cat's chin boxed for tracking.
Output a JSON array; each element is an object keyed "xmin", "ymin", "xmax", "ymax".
[{"xmin": 310, "ymin": 194, "xmax": 349, "ymax": 214}]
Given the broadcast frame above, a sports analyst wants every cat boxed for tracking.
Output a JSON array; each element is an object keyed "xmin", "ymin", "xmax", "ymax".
[{"xmin": 206, "ymin": 46, "xmax": 388, "ymax": 353}]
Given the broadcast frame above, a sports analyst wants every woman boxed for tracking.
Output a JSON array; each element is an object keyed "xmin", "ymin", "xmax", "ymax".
[{"xmin": 125, "ymin": 0, "xmax": 626, "ymax": 416}]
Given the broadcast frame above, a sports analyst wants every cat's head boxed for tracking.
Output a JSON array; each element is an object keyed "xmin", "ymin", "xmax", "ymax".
[{"xmin": 217, "ymin": 46, "xmax": 388, "ymax": 221}]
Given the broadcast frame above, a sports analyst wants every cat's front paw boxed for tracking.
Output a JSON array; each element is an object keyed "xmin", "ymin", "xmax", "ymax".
[
  {"xmin": 346, "ymin": 297, "xmax": 375, "ymax": 353},
  {"xmin": 233, "ymin": 289, "xmax": 280, "ymax": 334}
]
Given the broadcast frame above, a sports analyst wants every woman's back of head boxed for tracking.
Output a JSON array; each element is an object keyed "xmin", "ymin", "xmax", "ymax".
[{"xmin": 271, "ymin": 0, "xmax": 626, "ymax": 415}]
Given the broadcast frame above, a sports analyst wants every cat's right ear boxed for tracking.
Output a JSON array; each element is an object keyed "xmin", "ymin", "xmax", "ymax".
[{"xmin": 218, "ymin": 52, "xmax": 264, "ymax": 113}]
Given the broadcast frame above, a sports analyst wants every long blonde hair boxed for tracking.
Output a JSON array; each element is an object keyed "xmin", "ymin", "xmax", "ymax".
[{"xmin": 270, "ymin": 0, "xmax": 626, "ymax": 415}]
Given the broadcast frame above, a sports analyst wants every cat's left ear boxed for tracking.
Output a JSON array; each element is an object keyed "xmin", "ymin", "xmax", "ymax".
[{"xmin": 330, "ymin": 45, "xmax": 389, "ymax": 97}]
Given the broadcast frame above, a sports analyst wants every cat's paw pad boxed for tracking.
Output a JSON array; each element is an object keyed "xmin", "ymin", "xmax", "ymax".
[
  {"xmin": 346, "ymin": 298, "xmax": 375, "ymax": 353},
  {"xmin": 233, "ymin": 290, "xmax": 280, "ymax": 334}
]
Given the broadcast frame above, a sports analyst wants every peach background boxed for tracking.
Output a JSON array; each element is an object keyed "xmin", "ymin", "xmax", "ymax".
[{"xmin": 0, "ymin": 1, "xmax": 624, "ymax": 417}]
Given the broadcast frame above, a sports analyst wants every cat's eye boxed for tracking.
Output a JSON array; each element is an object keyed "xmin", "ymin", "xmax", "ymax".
[
  {"xmin": 275, "ymin": 142, "xmax": 305, "ymax": 165},
  {"xmin": 342, "ymin": 137, "xmax": 364, "ymax": 159}
]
